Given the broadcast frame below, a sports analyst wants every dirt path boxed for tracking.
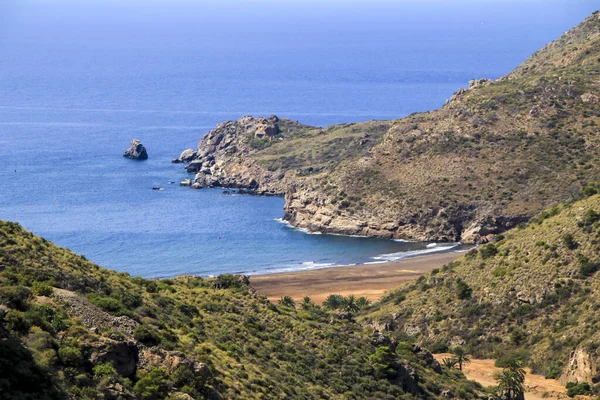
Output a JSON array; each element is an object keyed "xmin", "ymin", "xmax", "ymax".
[{"xmin": 434, "ymin": 354, "xmax": 570, "ymax": 400}]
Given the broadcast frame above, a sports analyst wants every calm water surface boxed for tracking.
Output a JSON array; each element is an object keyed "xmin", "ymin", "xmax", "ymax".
[{"xmin": 0, "ymin": 0, "xmax": 596, "ymax": 277}]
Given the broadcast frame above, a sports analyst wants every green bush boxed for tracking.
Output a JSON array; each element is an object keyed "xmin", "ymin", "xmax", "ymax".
[
  {"xmin": 93, "ymin": 362, "xmax": 117, "ymax": 378},
  {"xmin": 494, "ymin": 351, "xmax": 530, "ymax": 368},
  {"xmin": 566, "ymin": 381, "xmax": 592, "ymax": 397},
  {"xmin": 32, "ymin": 282, "xmax": 53, "ymax": 297},
  {"xmin": 58, "ymin": 346, "xmax": 82, "ymax": 367},
  {"xmin": 562, "ymin": 233, "xmax": 578, "ymax": 250},
  {"xmin": 456, "ymin": 279, "xmax": 472, "ymax": 300},
  {"xmin": 134, "ymin": 325, "xmax": 162, "ymax": 347},
  {"xmin": 0, "ymin": 286, "xmax": 31, "ymax": 310},
  {"xmin": 134, "ymin": 368, "xmax": 169, "ymax": 400},
  {"xmin": 479, "ymin": 244, "xmax": 498, "ymax": 259}
]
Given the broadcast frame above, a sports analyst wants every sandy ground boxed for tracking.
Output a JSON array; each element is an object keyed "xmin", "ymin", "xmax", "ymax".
[
  {"xmin": 249, "ymin": 252, "xmax": 462, "ymax": 304},
  {"xmin": 434, "ymin": 354, "xmax": 570, "ymax": 400}
]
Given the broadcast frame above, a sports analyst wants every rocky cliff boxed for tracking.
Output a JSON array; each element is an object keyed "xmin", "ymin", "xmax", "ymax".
[{"xmin": 176, "ymin": 12, "xmax": 600, "ymax": 244}]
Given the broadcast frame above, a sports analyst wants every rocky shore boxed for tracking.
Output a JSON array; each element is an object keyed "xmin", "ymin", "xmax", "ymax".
[{"xmin": 172, "ymin": 13, "xmax": 600, "ymax": 244}]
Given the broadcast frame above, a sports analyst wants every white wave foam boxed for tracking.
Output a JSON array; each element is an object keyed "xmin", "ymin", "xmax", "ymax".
[
  {"xmin": 246, "ymin": 261, "xmax": 335, "ymax": 275},
  {"xmin": 274, "ymin": 218, "xmax": 322, "ymax": 234},
  {"xmin": 372, "ymin": 243, "xmax": 460, "ymax": 262},
  {"xmin": 426, "ymin": 243, "xmax": 437, "ymax": 248}
]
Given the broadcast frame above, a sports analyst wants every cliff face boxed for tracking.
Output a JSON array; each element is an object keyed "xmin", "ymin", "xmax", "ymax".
[{"xmin": 176, "ymin": 12, "xmax": 600, "ymax": 243}]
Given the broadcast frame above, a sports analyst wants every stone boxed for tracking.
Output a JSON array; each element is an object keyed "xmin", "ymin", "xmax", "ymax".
[
  {"xmin": 123, "ymin": 139, "xmax": 148, "ymax": 160},
  {"xmin": 88, "ymin": 340, "xmax": 139, "ymax": 378},
  {"xmin": 172, "ymin": 148, "xmax": 195, "ymax": 163},
  {"xmin": 560, "ymin": 345, "xmax": 599, "ymax": 385}
]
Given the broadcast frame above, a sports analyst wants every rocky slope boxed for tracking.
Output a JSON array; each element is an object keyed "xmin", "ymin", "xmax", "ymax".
[
  {"xmin": 361, "ymin": 190, "xmax": 600, "ymax": 393},
  {"xmin": 175, "ymin": 11, "xmax": 600, "ymax": 243},
  {"xmin": 0, "ymin": 221, "xmax": 480, "ymax": 399}
]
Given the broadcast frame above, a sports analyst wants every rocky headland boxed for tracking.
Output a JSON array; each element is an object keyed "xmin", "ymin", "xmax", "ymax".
[{"xmin": 174, "ymin": 12, "xmax": 600, "ymax": 244}]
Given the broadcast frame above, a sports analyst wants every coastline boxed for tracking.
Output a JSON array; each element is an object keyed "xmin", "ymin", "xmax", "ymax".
[{"xmin": 249, "ymin": 251, "xmax": 462, "ymax": 304}]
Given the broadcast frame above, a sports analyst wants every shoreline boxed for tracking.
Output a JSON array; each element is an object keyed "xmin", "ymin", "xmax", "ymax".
[{"xmin": 250, "ymin": 251, "xmax": 462, "ymax": 304}]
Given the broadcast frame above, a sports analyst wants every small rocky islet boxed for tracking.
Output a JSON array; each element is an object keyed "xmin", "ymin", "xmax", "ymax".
[{"xmin": 123, "ymin": 138, "xmax": 148, "ymax": 160}]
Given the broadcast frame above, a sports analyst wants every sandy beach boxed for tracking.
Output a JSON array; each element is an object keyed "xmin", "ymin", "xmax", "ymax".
[{"xmin": 250, "ymin": 252, "xmax": 462, "ymax": 304}]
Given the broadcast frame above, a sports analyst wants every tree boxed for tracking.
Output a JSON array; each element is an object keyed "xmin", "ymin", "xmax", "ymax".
[
  {"xmin": 496, "ymin": 360, "xmax": 526, "ymax": 400},
  {"xmin": 368, "ymin": 346, "xmax": 397, "ymax": 379},
  {"xmin": 323, "ymin": 294, "xmax": 346, "ymax": 310},
  {"xmin": 441, "ymin": 357, "xmax": 458, "ymax": 369},
  {"xmin": 279, "ymin": 296, "xmax": 296, "ymax": 309},
  {"xmin": 134, "ymin": 368, "xmax": 169, "ymax": 400},
  {"xmin": 344, "ymin": 295, "xmax": 359, "ymax": 313},
  {"xmin": 301, "ymin": 296, "xmax": 313, "ymax": 310},
  {"xmin": 451, "ymin": 347, "xmax": 470, "ymax": 371}
]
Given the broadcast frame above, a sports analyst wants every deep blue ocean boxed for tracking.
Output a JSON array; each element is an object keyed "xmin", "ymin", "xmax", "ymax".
[{"xmin": 0, "ymin": 0, "xmax": 597, "ymax": 277}]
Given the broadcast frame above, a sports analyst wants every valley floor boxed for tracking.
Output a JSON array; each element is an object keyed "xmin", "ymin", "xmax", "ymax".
[
  {"xmin": 250, "ymin": 252, "xmax": 462, "ymax": 303},
  {"xmin": 433, "ymin": 354, "xmax": 571, "ymax": 400}
]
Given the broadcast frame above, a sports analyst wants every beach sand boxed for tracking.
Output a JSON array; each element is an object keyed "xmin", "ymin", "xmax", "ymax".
[{"xmin": 250, "ymin": 252, "xmax": 462, "ymax": 304}]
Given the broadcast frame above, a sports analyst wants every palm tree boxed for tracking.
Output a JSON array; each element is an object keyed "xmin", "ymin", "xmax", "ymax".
[
  {"xmin": 356, "ymin": 296, "xmax": 371, "ymax": 309},
  {"xmin": 451, "ymin": 347, "xmax": 471, "ymax": 371},
  {"xmin": 323, "ymin": 294, "xmax": 346, "ymax": 310},
  {"xmin": 279, "ymin": 295, "xmax": 296, "ymax": 309},
  {"xmin": 344, "ymin": 295, "xmax": 359, "ymax": 313},
  {"xmin": 495, "ymin": 361, "xmax": 526, "ymax": 400},
  {"xmin": 301, "ymin": 296, "xmax": 313, "ymax": 310},
  {"xmin": 441, "ymin": 357, "xmax": 458, "ymax": 369}
]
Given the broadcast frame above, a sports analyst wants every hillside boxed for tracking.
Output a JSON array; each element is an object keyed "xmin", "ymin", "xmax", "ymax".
[
  {"xmin": 0, "ymin": 221, "xmax": 480, "ymax": 399},
  {"xmin": 175, "ymin": 11, "xmax": 600, "ymax": 243},
  {"xmin": 362, "ymin": 190, "xmax": 600, "ymax": 392}
]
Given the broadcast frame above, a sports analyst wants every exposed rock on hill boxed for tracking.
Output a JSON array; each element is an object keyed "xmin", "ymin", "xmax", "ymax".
[
  {"xmin": 176, "ymin": 11, "xmax": 600, "ymax": 243},
  {"xmin": 123, "ymin": 139, "xmax": 148, "ymax": 160},
  {"xmin": 0, "ymin": 220, "xmax": 478, "ymax": 399},
  {"xmin": 363, "ymin": 191, "xmax": 600, "ymax": 388}
]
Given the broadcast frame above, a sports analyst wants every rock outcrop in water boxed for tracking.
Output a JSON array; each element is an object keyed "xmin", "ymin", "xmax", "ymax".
[
  {"xmin": 123, "ymin": 139, "xmax": 148, "ymax": 160},
  {"xmin": 174, "ymin": 12, "xmax": 600, "ymax": 244}
]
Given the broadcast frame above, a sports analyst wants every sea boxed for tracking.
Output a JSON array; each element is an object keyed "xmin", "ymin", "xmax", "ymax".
[{"xmin": 0, "ymin": 0, "xmax": 597, "ymax": 277}]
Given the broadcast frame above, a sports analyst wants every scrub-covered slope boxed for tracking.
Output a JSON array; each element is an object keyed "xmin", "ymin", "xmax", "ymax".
[
  {"xmin": 176, "ymin": 11, "xmax": 600, "ymax": 244},
  {"xmin": 0, "ymin": 221, "xmax": 480, "ymax": 399},
  {"xmin": 364, "ymin": 189, "xmax": 600, "ymax": 389}
]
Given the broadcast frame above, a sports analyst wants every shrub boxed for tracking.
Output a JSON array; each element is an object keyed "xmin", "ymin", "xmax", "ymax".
[
  {"xmin": 32, "ymin": 282, "xmax": 53, "ymax": 297},
  {"xmin": 562, "ymin": 233, "xmax": 578, "ymax": 250},
  {"xmin": 566, "ymin": 381, "xmax": 592, "ymax": 397},
  {"xmin": 479, "ymin": 244, "xmax": 498, "ymax": 259},
  {"xmin": 58, "ymin": 346, "xmax": 82, "ymax": 367},
  {"xmin": 89, "ymin": 296, "xmax": 124, "ymax": 314},
  {"xmin": 134, "ymin": 325, "xmax": 162, "ymax": 347},
  {"xmin": 579, "ymin": 255, "xmax": 600, "ymax": 277},
  {"xmin": 93, "ymin": 362, "xmax": 117, "ymax": 378},
  {"xmin": 582, "ymin": 183, "xmax": 600, "ymax": 197},
  {"xmin": 134, "ymin": 368, "xmax": 169, "ymax": 400},
  {"xmin": 0, "ymin": 286, "xmax": 31, "ymax": 310},
  {"xmin": 544, "ymin": 360, "xmax": 563, "ymax": 379},
  {"xmin": 456, "ymin": 279, "xmax": 472, "ymax": 300},
  {"xmin": 494, "ymin": 351, "xmax": 530, "ymax": 368}
]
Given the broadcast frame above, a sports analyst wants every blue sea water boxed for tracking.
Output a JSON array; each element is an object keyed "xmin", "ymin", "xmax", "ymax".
[{"xmin": 0, "ymin": 0, "xmax": 597, "ymax": 277}]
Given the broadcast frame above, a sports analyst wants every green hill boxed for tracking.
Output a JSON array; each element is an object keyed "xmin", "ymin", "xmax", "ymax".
[
  {"xmin": 0, "ymin": 221, "xmax": 479, "ymax": 399},
  {"xmin": 177, "ymin": 11, "xmax": 600, "ymax": 244},
  {"xmin": 363, "ymin": 189, "xmax": 600, "ymax": 390}
]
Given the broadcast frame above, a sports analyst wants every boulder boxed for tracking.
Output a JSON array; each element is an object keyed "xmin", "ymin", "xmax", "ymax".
[
  {"xmin": 123, "ymin": 139, "xmax": 148, "ymax": 160},
  {"xmin": 560, "ymin": 345, "xmax": 599, "ymax": 385},
  {"xmin": 88, "ymin": 340, "xmax": 139, "ymax": 378},
  {"xmin": 172, "ymin": 148, "xmax": 195, "ymax": 163}
]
